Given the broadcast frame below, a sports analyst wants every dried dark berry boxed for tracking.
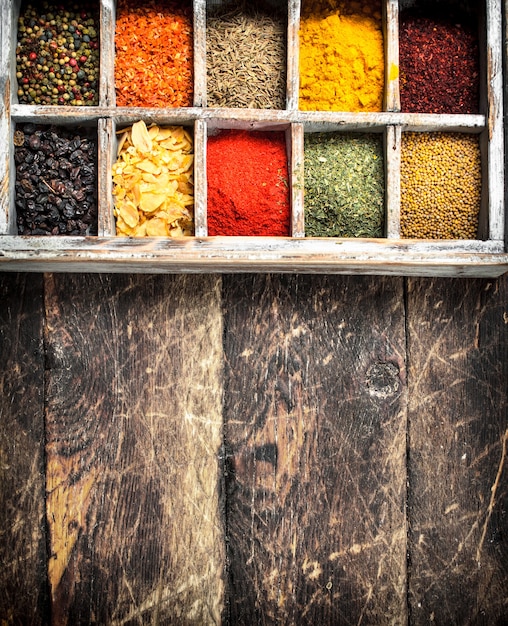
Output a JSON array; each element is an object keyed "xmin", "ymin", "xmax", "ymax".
[
  {"xmin": 14, "ymin": 122, "xmax": 98, "ymax": 235},
  {"xmin": 28, "ymin": 134, "xmax": 41, "ymax": 150},
  {"xmin": 20, "ymin": 178, "xmax": 34, "ymax": 193}
]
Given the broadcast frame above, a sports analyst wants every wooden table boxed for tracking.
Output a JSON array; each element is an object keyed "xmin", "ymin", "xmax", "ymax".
[{"xmin": 0, "ymin": 271, "xmax": 506, "ymax": 624}]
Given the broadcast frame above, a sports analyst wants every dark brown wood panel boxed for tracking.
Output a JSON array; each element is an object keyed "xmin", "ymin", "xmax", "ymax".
[
  {"xmin": 43, "ymin": 273, "xmax": 225, "ymax": 625},
  {"xmin": 222, "ymin": 274, "xmax": 408, "ymax": 625},
  {"xmin": 2, "ymin": 269, "xmax": 507, "ymax": 625},
  {"xmin": 0, "ymin": 273, "xmax": 48, "ymax": 625},
  {"xmin": 407, "ymin": 277, "xmax": 508, "ymax": 624}
]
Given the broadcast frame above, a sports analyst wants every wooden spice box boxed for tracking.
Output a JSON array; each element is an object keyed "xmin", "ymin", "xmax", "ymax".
[{"xmin": 0, "ymin": 0, "xmax": 507, "ymax": 276}]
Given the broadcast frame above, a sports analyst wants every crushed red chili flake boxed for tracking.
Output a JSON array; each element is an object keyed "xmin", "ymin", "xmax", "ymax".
[
  {"xmin": 115, "ymin": 0, "xmax": 193, "ymax": 108},
  {"xmin": 399, "ymin": 11, "xmax": 479, "ymax": 114}
]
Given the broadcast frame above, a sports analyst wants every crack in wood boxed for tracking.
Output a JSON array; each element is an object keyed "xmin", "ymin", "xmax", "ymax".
[{"xmin": 476, "ymin": 428, "xmax": 508, "ymax": 563}]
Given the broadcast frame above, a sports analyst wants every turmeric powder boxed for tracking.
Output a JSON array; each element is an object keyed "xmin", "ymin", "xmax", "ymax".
[{"xmin": 299, "ymin": 1, "xmax": 384, "ymax": 112}]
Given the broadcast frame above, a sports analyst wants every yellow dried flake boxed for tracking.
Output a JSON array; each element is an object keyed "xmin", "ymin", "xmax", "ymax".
[
  {"xmin": 131, "ymin": 119, "xmax": 152, "ymax": 153},
  {"xmin": 112, "ymin": 120, "xmax": 194, "ymax": 237}
]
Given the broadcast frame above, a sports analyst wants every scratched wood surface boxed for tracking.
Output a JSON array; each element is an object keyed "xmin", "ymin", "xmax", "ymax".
[
  {"xmin": 0, "ymin": 271, "xmax": 507, "ymax": 625},
  {"xmin": 43, "ymin": 273, "xmax": 224, "ymax": 625},
  {"xmin": 406, "ymin": 277, "xmax": 508, "ymax": 624},
  {"xmin": 222, "ymin": 274, "xmax": 408, "ymax": 624},
  {"xmin": 0, "ymin": 273, "xmax": 48, "ymax": 625}
]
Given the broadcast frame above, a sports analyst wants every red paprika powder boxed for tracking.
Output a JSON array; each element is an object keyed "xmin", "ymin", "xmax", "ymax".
[
  {"xmin": 399, "ymin": 11, "xmax": 479, "ymax": 114},
  {"xmin": 206, "ymin": 130, "xmax": 290, "ymax": 236}
]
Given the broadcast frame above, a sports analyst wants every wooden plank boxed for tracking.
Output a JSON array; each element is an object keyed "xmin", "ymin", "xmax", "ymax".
[
  {"xmin": 0, "ymin": 273, "xmax": 48, "ymax": 624},
  {"xmin": 222, "ymin": 274, "xmax": 408, "ymax": 625},
  {"xmin": 9, "ymin": 104, "xmax": 488, "ymax": 130},
  {"xmin": 406, "ymin": 275, "xmax": 508, "ymax": 623},
  {"xmin": 44, "ymin": 273, "xmax": 225, "ymax": 625},
  {"xmin": 0, "ymin": 236, "xmax": 507, "ymax": 277}
]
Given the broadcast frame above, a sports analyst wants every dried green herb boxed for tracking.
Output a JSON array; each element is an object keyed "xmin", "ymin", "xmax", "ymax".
[{"xmin": 304, "ymin": 132, "xmax": 385, "ymax": 237}]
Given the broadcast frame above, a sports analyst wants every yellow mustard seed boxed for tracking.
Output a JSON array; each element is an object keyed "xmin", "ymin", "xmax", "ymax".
[{"xmin": 400, "ymin": 132, "xmax": 481, "ymax": 239}]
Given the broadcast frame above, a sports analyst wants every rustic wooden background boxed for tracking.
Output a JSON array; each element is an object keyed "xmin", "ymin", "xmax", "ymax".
[{"xmin": 0, "ymin": 271, "xmax": 506, "ymax": 625}]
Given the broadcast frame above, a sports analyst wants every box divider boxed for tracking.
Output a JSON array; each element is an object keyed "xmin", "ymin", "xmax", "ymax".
[
  {"xmin": 384, "ymin": 0, "xmax": 400, "ymax": 113},
  {"xmin": 99, "ymin": 117, "xmax": 116, "ymax": 236},
  {"xmin": 194, "ymin": 0, "xmax": 206, "ymax": 108},
  {"xmin": 385, "ymin": 124, "xmax": 401, "ymax": 239},
  {"xmin": 287, "ymin": 0, "xmax": 301, "ymax": 112},
  {"xmin": 1, "ymin": 0, "xmax": 14, "ymax": 234},
  {"xmin": 100, "ymin": 0, "xmax": 115, "ymax": 107},
  {"xmin": 289, "ymin": 122, "xmax": 304, "ymax": 237},
  {"xmin": 194, "ymin": 117, "xmax": 207, "ymax": 236},
  {"xmin": 484, "ymin": 0, "xmax": 504, "ymax": 241}
]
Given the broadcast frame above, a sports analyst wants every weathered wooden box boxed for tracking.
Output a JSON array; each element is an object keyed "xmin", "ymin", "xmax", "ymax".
[{"xmin": 1, "ymin": 0, "xmax": 507, "ymax": 276}]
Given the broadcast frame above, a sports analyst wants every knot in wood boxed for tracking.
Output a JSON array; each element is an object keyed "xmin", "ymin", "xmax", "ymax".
[{"xmin": 366, "ymin": 362, "xmax": 400, "ymax": 398}]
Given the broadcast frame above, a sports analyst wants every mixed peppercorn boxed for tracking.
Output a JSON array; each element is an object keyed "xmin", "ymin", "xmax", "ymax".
[{"xmin": 16, "ymin": 2, "xmax": 99, "ymax": 106}]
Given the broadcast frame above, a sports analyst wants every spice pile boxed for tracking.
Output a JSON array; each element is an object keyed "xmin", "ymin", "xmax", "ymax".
[
  {"xmin": 115, "ymin": 0, "xmax": 193, "ymax": 108},
  {"xmin": 206, "ymin": 7, "xmax": 287, "ymax": 109},
  {"xmin": 400, "ymin": 132, "xmax": 481, "ymax": 239},
  {"xmin": 14, "ymin": 123, "xmax": 98, "ymax": 235},
  {"xmin": 304, "ymin": 133, "xmax": 385, "ymax": 238},
  {"xmin": 399, "ymin": 12, "xmax": 479, "ymax": 114},
  {"xmin": 112, "ymin": 120, "xmax": 194, "ymax": 237},
  {"xmin": 299, "ymin": 0, "xmax": 384, "ymax": 112},
  {"xmin": 16, "ymin": 1, "xmax": 99, "ymax": 106},
  {"xmin": 206, "ymin": 130, "xmax": 290, "ymax": 236}
]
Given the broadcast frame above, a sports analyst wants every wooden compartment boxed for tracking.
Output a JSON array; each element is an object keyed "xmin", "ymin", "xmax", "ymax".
[{"xmin": 0, "ymin": 0, "xmax": 506, "ymax": 275}]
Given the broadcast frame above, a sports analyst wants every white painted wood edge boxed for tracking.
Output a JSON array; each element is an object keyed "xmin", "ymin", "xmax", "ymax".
[
  {"xmin": 194, "ymin": 118, "xmax": 207, "ymax": 237},
  {"xmin": 194, "ymin": 0, "xmax": 206, "ymax": 107},
  {"xmin": 290, "ymin": 123, "xmax": 304, "ymax": 237},
  {"xmin": 386, "ymin": 125, "xmax": 401, "ymax": 238},
  {"xmin": 486, "ymin": 0, "xmax": 505, "ymax": 240},
  {"xmin": 0, "ymin": 236, "xmax": 506, "ymax": 276},
  {"xmin": 384, "ymin": 0, "xmax": 400, "ymax": 112},
  {"xmin": 9, "ymin": 105, "xmax": 488, "ymax": 129},
  {"xmin": 0, "ymin": 0, "xmax": 14, "ymax": 235},
  {"xmin": 287, "ymin": 0, "xmax": 300, "ymax": 112}
]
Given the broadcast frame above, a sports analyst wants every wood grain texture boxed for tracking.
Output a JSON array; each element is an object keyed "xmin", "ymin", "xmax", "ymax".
[
  {"xmin": 1, "ymin": 235, "xmax": 507, "ymax": 277},
  {"xmin": 44, "ymin": 273, "xmax": 225, "ymax": 625},
  {"xmin": 222, "ymin": 274, "xmax": 408, "ymax": 625},
  {"xmin": 0, "ymin": 273, "xmax": 48, "ymax": 624},
  {"xmin": 406, "ymin": 276, "xmax": 508, "ymax": 624}
]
